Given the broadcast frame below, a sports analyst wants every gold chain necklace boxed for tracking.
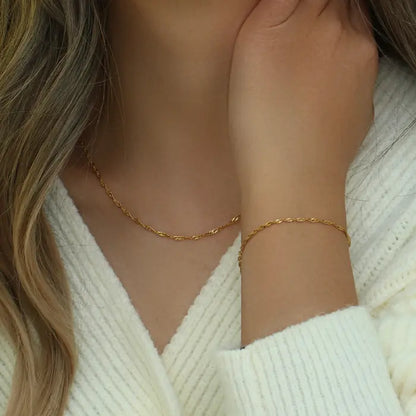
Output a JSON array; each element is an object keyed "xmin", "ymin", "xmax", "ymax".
[{"xmin": 79, "ymin": 141, "xmax": 241, "ymax": 241}]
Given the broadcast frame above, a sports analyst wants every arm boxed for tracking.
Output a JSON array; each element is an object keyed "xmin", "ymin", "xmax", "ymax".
[
  {"xmin": 239, "ymin": 184, "xmax": 356, "ymax": 347},
  {"xmin": 226, "ymin": 0, "xmax": 378, "ymax": 346},
  {"xmin": 215, "ymin": 0, "xmax": 410, "ymax": 414}
]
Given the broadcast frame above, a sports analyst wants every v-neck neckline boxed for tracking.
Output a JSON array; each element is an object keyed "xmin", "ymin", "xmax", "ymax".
[{"xmin": 52, "ymin": 175, "xmax": 241, "ymax": 362}]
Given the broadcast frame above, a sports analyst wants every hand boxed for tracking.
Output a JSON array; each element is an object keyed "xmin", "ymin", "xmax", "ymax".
[{"xmin": 228, "ymin": 0, "xmax": 378, "ymax": 206}]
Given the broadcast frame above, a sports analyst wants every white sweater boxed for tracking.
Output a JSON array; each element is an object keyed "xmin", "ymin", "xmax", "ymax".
[{"xmin": 1, "ymin": 55, "xmax": 416, "ymax": 416}]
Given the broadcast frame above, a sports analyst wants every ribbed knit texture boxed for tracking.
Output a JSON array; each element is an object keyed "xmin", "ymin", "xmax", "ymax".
[
  {"xmin": 215, "ymin": 305, "xmax": 407, "ymax": 415},
  {"xmin": 1, "ymin": 55, "xmax": 416, "ymax": 415}
]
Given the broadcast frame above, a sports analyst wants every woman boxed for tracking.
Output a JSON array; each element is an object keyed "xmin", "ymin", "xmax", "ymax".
[{"xmin": 1, "ymin": 0, "xmax": 416, "ymax": 415}]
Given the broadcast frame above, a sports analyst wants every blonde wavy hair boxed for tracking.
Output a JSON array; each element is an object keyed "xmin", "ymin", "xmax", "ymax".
[{"xmin": 0, "ymin": 1, "xmax": 416, "ymax": 415}]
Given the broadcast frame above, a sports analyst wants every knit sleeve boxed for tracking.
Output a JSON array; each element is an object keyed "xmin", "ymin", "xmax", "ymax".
[
  {"xmin": 0, "ymin": 328, "xmax": 14, "ymax": 415},
  {"xmin": 214, "ymin": 280, "xmax": 416, "ymax": 415}
]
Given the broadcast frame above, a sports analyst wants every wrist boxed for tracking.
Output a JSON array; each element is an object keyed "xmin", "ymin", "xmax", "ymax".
[
  {"xmin": 241, "ymin": 165, "xmax": 346, "ymax": 199},
  {"xmin": 241, "ymin": 181, "xmax": 347, "ymax": 238}
]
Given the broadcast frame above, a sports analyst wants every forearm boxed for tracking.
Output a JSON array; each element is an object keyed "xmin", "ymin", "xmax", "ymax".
[{"xmin": 240, "ymin": 181, "xmax": 358, "ymax": 347}]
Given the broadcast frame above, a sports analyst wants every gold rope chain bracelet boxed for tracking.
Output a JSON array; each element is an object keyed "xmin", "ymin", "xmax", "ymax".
[{"xmin": 237, "ymin": 217, "xmax": 351, "ymax": 270}]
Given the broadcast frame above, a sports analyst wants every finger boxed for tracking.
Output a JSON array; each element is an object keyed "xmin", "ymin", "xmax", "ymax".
[
  {"xmin": 318, "ymin": 0, "xmax": 350, "ymax": 25},
  {"xmin": 243, "ymin": 0, "xmax": 301, "ymax": 30},
  {"xmin": 349, "ymin": 0, "xmax": 374, "ymax": 36},
  {"xmin": 295, "ymin": 0, "xmax": 328, "ymax": 16},
  {"xmin": 294, "ymin": 0, "xmax": 330, "ymax": 20}
]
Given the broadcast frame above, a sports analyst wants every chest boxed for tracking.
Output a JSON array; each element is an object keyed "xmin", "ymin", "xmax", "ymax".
[
  {"xmin": 59, "ymin": 173, "xmax": 242, "ymax": 356},
  {"xmin": 90, "ymin": 221, "xmax": 241, "ymax": 355}
]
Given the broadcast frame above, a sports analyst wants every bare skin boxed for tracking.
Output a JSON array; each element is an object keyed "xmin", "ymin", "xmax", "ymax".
[
  {"xmin": 229, "ymin": 0, "xmax": 376, "ymax": 345},
  {"xmin": 61, "ymin": 163, "xmax": 241, "ymax": 355},
  {"xmin": 61, "ymin": 0, "xmax": 257, "ymax": 354},
  {"xmin": 62, "ymin": 0, "xmax": 375, "ymax": 352}
]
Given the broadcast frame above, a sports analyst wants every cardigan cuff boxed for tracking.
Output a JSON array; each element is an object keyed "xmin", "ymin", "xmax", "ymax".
[{"xmin": 214, "ymin": 305, "xmax": 404, "ymax": 415}]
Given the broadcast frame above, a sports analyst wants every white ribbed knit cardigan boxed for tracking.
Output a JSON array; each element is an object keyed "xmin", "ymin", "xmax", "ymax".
[{"xmin": 1, "ymin": 55, "xmax": 416, "ymax": 416}]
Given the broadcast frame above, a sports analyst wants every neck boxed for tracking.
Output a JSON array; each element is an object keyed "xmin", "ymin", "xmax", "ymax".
[{"xmin": 71, "ymin": 1, "xmax": 258, "ymax": 223}]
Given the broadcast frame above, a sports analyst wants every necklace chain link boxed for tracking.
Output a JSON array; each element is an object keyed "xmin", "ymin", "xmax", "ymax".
[{"xmin": 79, "ymin": 141, "xmax": 241, "ymax": 241}]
